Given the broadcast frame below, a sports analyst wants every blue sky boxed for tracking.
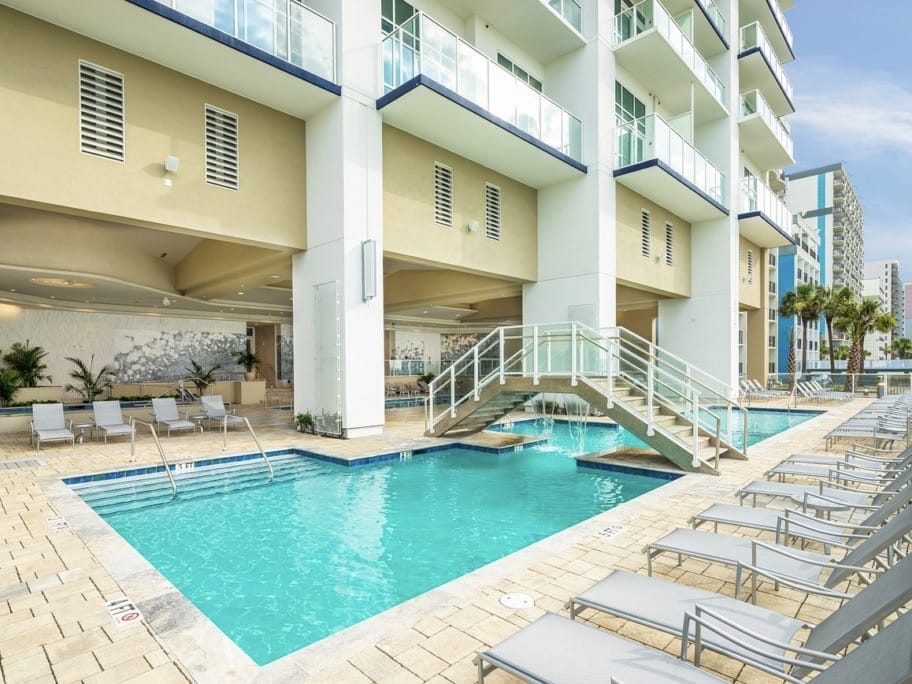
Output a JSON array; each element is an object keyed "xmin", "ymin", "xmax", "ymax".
[{"xmin": 786, "ymin": 0, "xmax": 912, "ymax": 284}]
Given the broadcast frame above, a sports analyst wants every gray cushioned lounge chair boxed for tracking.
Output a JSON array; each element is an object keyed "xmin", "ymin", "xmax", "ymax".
[
  {"xmin": 568, "ymin": 554, "xmax": 912, "ymax": 682},
  {"xmin": 30, "ymin": 403, "xmax": 75, "ymax": 451},
  {"xmin": 92, "ymin": 400, "xmax": 135, "ymax": 444},
  {"xmin": 644, "ymin": 505, "xmax": 912, "ymax": 599},
  {"xmin": 201, "ymin": 395, "xmax": 245, "ymax": 430},
  {"xmin": 151, "ymin": 398, "xmax": 201, "ymax": 436}
]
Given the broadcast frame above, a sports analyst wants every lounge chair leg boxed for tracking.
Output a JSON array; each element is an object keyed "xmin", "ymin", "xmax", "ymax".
[{"xmin": 677, "ymin": 553, "xmax": 682, "ymax": 567}]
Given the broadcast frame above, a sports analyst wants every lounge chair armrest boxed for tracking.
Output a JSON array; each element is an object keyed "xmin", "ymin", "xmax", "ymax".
[
  {"xmin": 776, "ymin": 516, "xmax": 855, "ymax": 549},
  {"xmin": 681, "ymin": 606, "xmax": 836, "ymax": 677},
  {"xmin": 66, "ymin": 419, "xmax": 73, "ymax": 429},
  {"xmin": 844, "ymin": 450, "xmax": 901, "ymax": 464},
  {"xmin": 850, "ymin": 443, "xmax": 901, "ymax": 454},
  {"xmin": 801, "ymin": 491, "xmax": 877, "ymax": 512},
  {"xmin": 754, "ymin": 539, "xmax": 885, "ymax": 577},
  {"xmin": 828, "ymin": 467, "xmax": 894, "ymax": 484},
  {"xmin": 735, "ymin": 562, "xmax": 853, "ymax": 600},
  {"xmin": 834, "ymin": 459, "xmax": 900, "ymax": 473}
]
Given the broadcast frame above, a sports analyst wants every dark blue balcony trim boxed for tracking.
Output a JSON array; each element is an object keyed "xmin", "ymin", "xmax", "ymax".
[
  {"xmin": 764, "ymin": 0, "xmax": 795, "ymax": 61},
  {"xmin": 695, "ymin": 1, "xmax": 729, "ymax": 50},
  {"xmin": 377, "ymin": 75, "xmax": 587, "ymax": 174},
  {"xmin": 737, "ymin": 46, "xmax": 795, "ymax": 113},
  {"xmin": 737, "ymin": 210, "xmax": 797, "ymax": 245},
  {"xmin": 125, "ymin": 0, "xmax": 340, "ymax": 95},
  {"xmin": 614, "ymin": 158, "xmax": 729, "ymax": 216}
]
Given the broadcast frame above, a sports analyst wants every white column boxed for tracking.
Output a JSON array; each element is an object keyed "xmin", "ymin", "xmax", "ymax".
[{"xmin": 293, "ymin": 0, "xmax": 385, "ymax": 437}]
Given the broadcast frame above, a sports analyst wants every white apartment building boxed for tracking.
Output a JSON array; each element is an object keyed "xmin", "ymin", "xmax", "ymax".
[
  {"xmin": 906, "ymin": 282, "xmax": 912, "ymax": 338},
  {"xmin": 862, "ymin": 275, "xmax": 890, "ymax": 361},
  {"xmin": 0, "ymin": 0, "xmax": 797, "ymax": 436},
  {"xmin": 863, "ymin": 260, "xmax": 903, "ymax": 358}
]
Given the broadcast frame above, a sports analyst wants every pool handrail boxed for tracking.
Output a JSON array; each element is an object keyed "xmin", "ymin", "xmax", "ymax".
[
  {"xmin": 130, "ymin": 417, "xmax": 177, "ymax": 499},
  {"xmin": 222, "ymin": 415, "xmax": 274, "ymax": 481}
]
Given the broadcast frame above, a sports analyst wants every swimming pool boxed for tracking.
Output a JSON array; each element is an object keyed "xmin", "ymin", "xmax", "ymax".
[{"xmin": 67, "ymin": 442, "xmax": 672, "ymax": 665}]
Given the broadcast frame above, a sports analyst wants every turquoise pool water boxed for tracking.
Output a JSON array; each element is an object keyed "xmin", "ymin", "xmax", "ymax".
[{"xmin": 72, "ymin": 444, "xmax": 670, "ymax": 665}]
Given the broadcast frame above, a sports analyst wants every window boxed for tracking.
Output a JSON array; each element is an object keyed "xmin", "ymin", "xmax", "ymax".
[
  {"xmin": 381, "ymin": 0, "xmax": 415, "ymax": 34},
  {"xmin": 78, "ymin": 61, "xmax": 125, "ymax": 162},
  {"xmin": 496, "ymin": 54, "xmax": 542, "ymax": 91},
  {"xmin": 616, "ymin": 82, "xmax": 646, "ymax": 166},
  {"xmin": 746, "ymin": 249, "xmax": 754, "ymax": 284},
  {"xmin": 433, "ymin": 162, "xmax": 453, "ymax": 227},
  {"xmin": 664, "ymin": 223, "xmax": 673, "ymax": 265},
  {"xmin": 484, "ymin": 183, "xmax": 501, "ymax": 241},
  {"xmin": 205, "ymin": 105, "xmax": 239, "ymax": 190},
  {"xmin": 640, "ymin": 210, "xmax": 650, "ymax": 258}
]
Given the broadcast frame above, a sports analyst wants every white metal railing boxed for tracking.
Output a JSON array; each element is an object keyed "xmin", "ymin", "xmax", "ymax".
[
  {"xmin": 425, "ymin": 323, "xmax": 749, "ymax": 468},
  {"xmin": 763, "ymin": 0, "xmax": 793, "ymax": 49},
  {"xmin": 614, "ymin": 0, "xmax": 726, "ymax": 106},
  {"xmin": 739, "ymin": 90, "xmax": 793, "ymax": 158},
  {"xmin": 740, "ymin": 22, "xmax": 793, "ymax": 103},
  {"xmin": 386, "ymin": 359, "xmax": 426, "ymax": 376},
  {"xmin": 382, "ymin": 12, "xmax": 583, "ymax": 162},
  {"xmin": 546, "ymin": 0, "xmax": 582, "ymax": 33},
  {"xmin": 155, "ymin": 0, "xmax": 335, "ymax": 82},
  {"xmin": 740, "ymin": 177, "xmax": 790, "ymax": 232},
  {"xmin": 616, "ymin": 113, "xmax": 726, "ymax": 206}
]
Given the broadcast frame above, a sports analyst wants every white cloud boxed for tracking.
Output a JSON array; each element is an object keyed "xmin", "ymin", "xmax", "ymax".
[{"xmin": 790, "ymin": 61, "xmax": 912, "ymax": 156}]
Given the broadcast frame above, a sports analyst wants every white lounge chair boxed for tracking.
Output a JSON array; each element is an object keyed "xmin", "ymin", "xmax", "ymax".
[
  {"xmin": 201, "ymin": 395, "xmax": 245, "ymax": 430},
  {"xmin": 568, "ymin": 554, "xmax": 912, "ymax": 682},
  {"xmin": 92, "ymin": 400, "xmax": 135, "ymax": 444},
  {"xmin": 151, "ymin": 398, "xmax": 201, "ymax": 436},
  {"xmin": 30, "ymin": 403, "xmax": 75, "ymax": 451}
]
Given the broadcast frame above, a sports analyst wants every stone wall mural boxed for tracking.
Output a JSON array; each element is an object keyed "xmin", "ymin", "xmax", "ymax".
[
  {"xmin": 440, "ymin": 333, "xmax": 483, "ymax": 365},
  {"xmin": 114, "ymin": 330, "xmax": 246, "ymax": 382}
]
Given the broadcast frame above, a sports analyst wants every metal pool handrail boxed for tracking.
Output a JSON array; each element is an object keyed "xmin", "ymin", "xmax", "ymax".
[
  {"xmin": 130, "ymin": 417, "xmax": 177, "ymax": 499},
  {"xmin": 222, "ymin": 415, "xmax": 274, "ymax": 481}
]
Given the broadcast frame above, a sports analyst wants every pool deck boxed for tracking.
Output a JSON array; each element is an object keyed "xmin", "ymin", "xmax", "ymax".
[{"xmin": 0, "ymin": 397, "xmax": 889, "ymax": 683}]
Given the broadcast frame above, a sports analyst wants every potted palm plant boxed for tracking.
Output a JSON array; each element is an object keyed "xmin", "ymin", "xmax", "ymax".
[
  {"xmin": 234, "ymin": 348, "xmax": 259, "ymax": 381},
  {"xmin": 3, "ymin": 340, "xmax": 52, "ymax": 387},
  {"xmin": 64, "ymin": 355, "xmax": 117, "ymax": 402},
  {"xmin": 186, "ymin": 359, "xmax": 221, "ymax": 397}
]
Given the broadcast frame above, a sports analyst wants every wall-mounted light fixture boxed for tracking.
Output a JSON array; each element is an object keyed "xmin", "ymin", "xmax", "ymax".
[
  {"xmin": 164, "ymin": 155, "xmax": 180, "ymax": 173},
  {"xmin": 467, "ymin": 220, "xmax": 480, "ymax": 233},
  {"xmin": 362, "ymin": 239, "xmax": 377, "ymax": 301}
]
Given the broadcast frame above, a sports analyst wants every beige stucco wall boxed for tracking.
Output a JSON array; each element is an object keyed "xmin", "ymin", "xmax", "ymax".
[
  {"xmin": 615, "ymin": 186, "xmax": 691, "ymax": 297},
  {"xmin": 738, "ymin": 237, "xmax": 764, "ymax": 309},
  {"xmin": 0, "ymin": 7, "xmax": 307, "ymax": 249},
  {"xmin": 382, "ymin": 126, "xmax": 537, "ymax": 281}
]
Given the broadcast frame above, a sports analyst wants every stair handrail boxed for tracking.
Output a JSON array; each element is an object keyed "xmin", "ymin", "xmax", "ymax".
[
  {"xmin": 219, "ymin": 415, "xmax": 274, "ymax": 480},
  {"xmin": 130, "ymin": 417, "xmax": 177, "ymax": 499}
]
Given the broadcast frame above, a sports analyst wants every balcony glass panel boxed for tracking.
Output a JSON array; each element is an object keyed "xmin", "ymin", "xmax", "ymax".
[
  {"xmin": 615, "ymin": 0, "xmax": 725, "ymax": 105},
  {"xmin": 382, "ymin": 12, "xmax": 583, "ymax": 162},
  {"xmin": 740, "ymin": 90, "xmax": 793, "ymax": 157},
  {"xmin": 764, "ymin": 0, "xmax": 793, "ymax": 48},
  {"xmin": 164, "ymin": 0, "xmax": 335, "ymax": 81},
  {"xmin": 547, "ymin": 0, "xmax": 582, "ymax": 33},
  {"xmin": 740, "ymin": 21, "xmax": 792, "ymax": 102},
  {"xmin": 699, "ymin": 0, "xmax": 726, "ymax": 37},
  {"xmin": 740, "ymin": 177, "xmax": 790, "ymax": 231},
  {"xmin": 616, "ymin": 114, "xmax": 726, "ymax": 206}
]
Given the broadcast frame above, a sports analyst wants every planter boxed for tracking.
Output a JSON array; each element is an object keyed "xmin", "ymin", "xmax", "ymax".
[
  {"xmin": 14, "ymin": 386, "xmax": 63, "ymax": 403},
  {"xmin": 244, "ymin": 371, "xmax": 257, "ymax": 382}
]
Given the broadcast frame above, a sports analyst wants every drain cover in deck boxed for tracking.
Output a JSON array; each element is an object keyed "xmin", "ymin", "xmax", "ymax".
[{"xmin": 499, "ymin": 593, "xmax": 534, "ymax": 609}]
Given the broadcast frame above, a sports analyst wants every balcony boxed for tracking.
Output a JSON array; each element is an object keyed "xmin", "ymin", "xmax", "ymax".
[
  {"xmin": 769, "ymin": 253, "xmax": 777, "ymax": 268},
  {"xmin": 378, "ymin": 11, "xmax": 585, "ymax": 188},
  {"xmin": 738, "ymin": 178, "xmax": 793, "ymax": 247},
  {"xmin": 738, "ymin": 90, "xmax": 794, "ymax": 169},
  {"xmin": 739, "ymin": 22, "xmax": 794, "ymax": 116},
  {"xmin": 615, "ymin": 114, "xmax": 727, "ymax": 221},
  {"xmin": 7, "ymin": 0, "xmax": 340, "ymax": 119},
  {"xmin": 661, "ymin": 0, "xmax": 728, "ymax": 54},
  {"xmin": 439, "ymin": 0, "xmax": 584, "ymax": 63},
  {"xmin": 739, "ymin": 0, "xmax": 793, "ymax": 63},
  {"xmin": 613, "ymin": 0, "xmax": 727, "ymax": 124}
]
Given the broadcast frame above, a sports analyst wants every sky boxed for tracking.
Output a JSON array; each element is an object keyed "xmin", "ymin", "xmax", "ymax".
[{"xmin": 786, "ymin": 0, "xmax": 912, "ymax": 284}]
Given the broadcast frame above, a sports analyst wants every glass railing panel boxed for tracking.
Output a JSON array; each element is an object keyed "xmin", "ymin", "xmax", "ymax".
[
  {"xmin": 162, "ymin": 0, "xmax": 335, "ymax": 81},
  {"xmin": 616, "ymin": 114, "xmax": 726, "ymax": 206},
  {"xmin": 740, "ymin": 177, "xmax": 790, "ymax": 231},
  {"xmin": 547, "ymin": 0, "xmax": 583, "ymax": 33},
  {"xmin": 739, "ymin": 90, "xmax": 793, "ymax": 158},
  {"xmin": 381, "ymin": 12, "xmax": 583, "ymax": 162},
  {"xmin": 615, "ymin": 0, "xmax": 725, "ymax": 105},
  {"xmin": 700, "ymin": 0, "xmax": 726, "ymax": 37},
  {"xmin": 740, "ymin": 21, "xmax": 793, "ymax": 102},
  {"xmin": 765, "ymin": 0, "xmax": 793, "ymax": 48}
]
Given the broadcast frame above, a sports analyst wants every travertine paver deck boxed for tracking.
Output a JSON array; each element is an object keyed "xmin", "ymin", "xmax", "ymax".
[{"xmin": 0, "ymin": 397, "xmax": 890, "ymax": 683}]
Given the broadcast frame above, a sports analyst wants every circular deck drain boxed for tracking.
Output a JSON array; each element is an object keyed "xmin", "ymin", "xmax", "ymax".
[{"xmin": 499, "ymin": 593, "xmax": 534, "ymax": 609}]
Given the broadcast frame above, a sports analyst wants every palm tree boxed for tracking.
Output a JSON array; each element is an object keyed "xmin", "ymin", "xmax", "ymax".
[
  {"xmin": 186, "ymin": 359, "xmax": 221, "ymax": 397},
  {"xmin": 64, "ymin": 356, "xmax": 118, "ymax": 402},
  {"xmin": 779, "ymin": 283, "xmax": 821, "ymax": 376},
  {"xmin": 2, "ymin": 340, "xmax": 52, "ymax": 387},
  {"xmin": 891, "ymin": 337, "xmax": 912, "ymax": 360},
  {"xmin": 834, "ymin": 297, "xmax": 897, "ymax": 379},
  {"xmin": 817, "ymin": 285, "xmax": 854, "ymax": 373}
]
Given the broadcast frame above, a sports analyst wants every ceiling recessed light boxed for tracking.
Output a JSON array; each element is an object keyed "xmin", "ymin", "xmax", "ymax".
[
  {"xmin": 9, "ymin": 288, "xmax": 15, "ymax": 292},
  {"xmin": 29, "ymin": 277, "xmax": 94, "ymax": 288},
  {"xmin": 269, "ymin": 274, "xmax": 281, "ymax": 279},
  {"xmin": 236, "ymin": 291, "xmax": 245, "ymax": 296}
]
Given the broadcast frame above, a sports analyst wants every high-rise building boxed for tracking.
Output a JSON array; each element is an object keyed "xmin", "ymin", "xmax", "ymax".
[
  {"xmin": 906, "ymin": 283, "xmax": 912, "ymax": 338},
  {"xmin": 784, "ymin": 163, "xmax": 864, "ymax": 297},
  {"xmin": 863, "ymin": 260, "xmax": 903, "ymax": 359},
  {"xmin": 0, "ymin": 0, "xmax": 798, "ymax": 434}
]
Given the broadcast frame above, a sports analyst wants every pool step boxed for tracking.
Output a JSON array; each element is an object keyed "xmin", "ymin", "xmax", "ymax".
[{"xmin": 71, "ymin": 456, "xmax": 323, "ymax": 515}]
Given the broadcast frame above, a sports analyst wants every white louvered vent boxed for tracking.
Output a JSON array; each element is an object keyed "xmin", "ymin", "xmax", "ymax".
[
  {"xmin": 205, "ymin": 105, "xmax": 239, "ymax": 190},
  {"xmin": 78, "ymin": 61, "xmax": 125, "ymax": 162},
  {"xmin": 664, "ymin": 223, "xmax": 674, "ymax": 266},
  {"xmin": 640, "ymin": 210, "xmax": 650, "ymax": 258},
  {"xmin": 485, "ymin": 183, "xmax": 501, "ymax": 241},
  {"xmin": 434, "ymin": 162, "xmax": 453, "ymax": 227},
  {"xmin": 747, "ymin": 249, "xmax": 754, "ymax": 283}
]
